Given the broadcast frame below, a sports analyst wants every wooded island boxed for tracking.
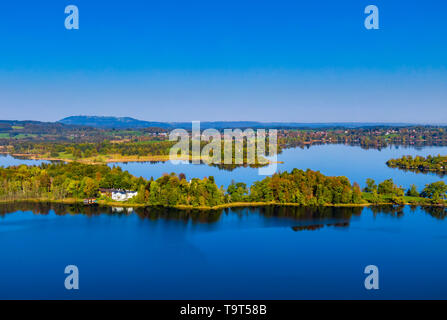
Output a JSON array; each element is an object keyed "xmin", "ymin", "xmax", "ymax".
[
  {"xmin": 1, "ymin": 162, "xmax": 446, "ymax": 209},
  {"xmin": 387, "ymin": 154, "xmax": 447, "ymax": 174}
]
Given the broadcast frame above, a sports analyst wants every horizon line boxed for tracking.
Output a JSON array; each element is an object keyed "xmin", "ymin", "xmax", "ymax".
[{"xmin": 1, "ymin": 116, "xmax": 447, "ymax": 126}]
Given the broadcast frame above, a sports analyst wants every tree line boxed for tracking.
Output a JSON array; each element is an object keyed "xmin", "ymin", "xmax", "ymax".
[
  {"xmin": 4, "ymin": 126, "xmax": 447, "ymax": 161},
  {"xmin": 280, "ymin": 127, "xmax": 447, "ymax": 149},
  {"xmin": 1, "ymin": 162, "xmax": 446, "ymax": 207},
  {"xmin": 386, "ymin": 154, "xmax": 447, "ymax": 174}
]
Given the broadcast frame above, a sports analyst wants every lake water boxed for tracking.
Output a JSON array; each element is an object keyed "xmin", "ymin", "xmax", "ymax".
[
  {"xmin": 1, "ymin": 145, "xmax": 447, "ymax": 299},
  {"xmin": 113, "ymin": 144, "xmax": 447, "ymax": 191},
  {"xmin": 2, "ymin": 144, "xmax": 446, "ymax": 191},
  {"xmin": 0, "ymin": 203, "xmax": 446, "ymax": 299},
  {"xmin": 0, "ymin": 154, "xmax": 49, "ymax": 167}
]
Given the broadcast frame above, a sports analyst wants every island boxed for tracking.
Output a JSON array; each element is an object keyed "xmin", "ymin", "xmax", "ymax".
[
  {"xmin": 0, "ymin": 162, "xmax": 446, "ymax": 209},
  {"xmin": 386, "ymin": 154, "xmax": 447, "ymax": 175}
]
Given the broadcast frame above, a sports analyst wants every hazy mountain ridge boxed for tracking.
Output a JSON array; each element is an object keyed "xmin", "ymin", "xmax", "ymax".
[
  {"xmin": 58, "ymin": 116, "xmax": 169, "ymax": 129},
  {"xmin": 58, "ymin": 116, "xmax": 415, "ymax": 130}
]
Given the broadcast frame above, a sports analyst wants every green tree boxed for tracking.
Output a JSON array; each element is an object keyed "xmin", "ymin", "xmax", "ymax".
[
  {"xmin": 364, "ymin": 178, "xmax": 377, "ymax": 193},
  {"xmin": 406, "ymin": 184, "xmax": 419, "ymax": 197},
  {"xmin": 81, "ymin": 177, "xmax": 99, "ymax": 198},
  {"xmin": 378, "ymin": 179, "xmax": 403, "ymax": 196},
  {"xmin": 421, "ymin": 181, "xmax": 447, "ymax": 202},
  {"xmin": 227, "ymin": 181, "xmax": 248, "ymax": 202},
  {"xmin": 352, "ymin": 182, "xmax": 363, "ymax": 203}
]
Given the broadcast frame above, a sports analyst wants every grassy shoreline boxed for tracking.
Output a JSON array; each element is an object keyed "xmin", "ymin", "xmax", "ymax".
[
  {"xmin": 5, "ymin": 153, "xmax": 181, "ymax": 164},
  {"xmin": 0, "ymin": 198, "xmax": 445, "ymax": 210},
  {"xmin": 1, "ymin": 158, "xmax": 445, "ymax": 210},
  {"xmin": 387, "ymin": 164, "xmax": 446, "ymax": 174},
  {"xmin": 3, "ymin": 152, "xmax": 283, "ymax": 166}
]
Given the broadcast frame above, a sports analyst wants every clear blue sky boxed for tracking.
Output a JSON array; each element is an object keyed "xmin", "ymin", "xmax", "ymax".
[{"xmin": 0, "ymin": 0, "xmax": 446, "ymax": 123}]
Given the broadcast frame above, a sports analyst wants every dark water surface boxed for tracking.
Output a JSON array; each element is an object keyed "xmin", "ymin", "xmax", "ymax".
[{"xmin": 0, "ymin": 202, "xmax": 446, "ymax": 299}]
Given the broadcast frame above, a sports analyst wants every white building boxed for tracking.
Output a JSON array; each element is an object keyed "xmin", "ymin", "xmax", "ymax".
[
  {"xmin": 111, "ymin": 190, "xmax": 137, "ymax": 201},
  {"xmin": 99, "ymin": 188, "xmax": 138, "ymax": 202}
]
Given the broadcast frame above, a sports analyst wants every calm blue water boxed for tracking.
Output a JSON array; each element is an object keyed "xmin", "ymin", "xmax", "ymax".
[
  {"xmin": 0, "ymin": 154, "xmax": 48, "ymax": 166},
  {"xmin": 1, "ymin": 145, "xmax": 446, "ymax": 300},
  {"xmin": 113, "ymin": 144, "xmax": 447, "ymax": 191},
  {"xmin": 0, "ymin": 203, "xmax": 446, "ymax": 299}
]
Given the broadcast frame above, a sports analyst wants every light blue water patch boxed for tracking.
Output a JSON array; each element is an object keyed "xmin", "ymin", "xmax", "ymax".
[{"xmin": 0, "ymin": 154, "xmax": 49, "ymax": 167}]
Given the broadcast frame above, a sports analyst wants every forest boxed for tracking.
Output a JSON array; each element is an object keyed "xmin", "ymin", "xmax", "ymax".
[
  {"xmin": 2, "ymin": 124, "xmax": 447, "ymax": 160},
  {"xmin": 2, "ymin": 137, "xmax": 277, "ymax": 169},
  {"xmin": 1, "ymin": 162, "xmax": 446, "ymax": 208},
  {"xmin": 7, "ymin": 140, "xmax": 175, "ymax": 159},
  {"xmin": 279, "ymin": 126, "xmax": 447, "ymax": 149},
  {"xmin": 386, "ymin": 154, "xmax": 447, "ymax": 174}
]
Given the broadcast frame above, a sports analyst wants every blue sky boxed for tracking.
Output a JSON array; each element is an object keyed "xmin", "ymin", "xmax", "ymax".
[{"xmin": 0, "ymin": 0, "xmax": 446, "ymax": 123}]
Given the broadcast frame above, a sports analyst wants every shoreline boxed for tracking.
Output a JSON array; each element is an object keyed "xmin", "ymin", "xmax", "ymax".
[
  {"xmin": 1, "ymin": 152, "xmax": 283, "ymax": 166},
  {"xmin": 3, "ymin": 153, "xmax": 186, "ymax": 164},
  {"xmin": 0, "ymin": 198, "xmax": 445, "ymax": 210},
  {"xmin": 387, "ymin": 165, "xmax": 446, "ymax": 175}
]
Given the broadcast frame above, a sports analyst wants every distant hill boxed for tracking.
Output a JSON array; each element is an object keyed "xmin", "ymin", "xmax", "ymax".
[
  {"xmin": 59, "ymin": 116, "xmax": 416, "ymax": 130},
  {"xmin": 58, "ymin": 116, "xmax": 171, "ymax": 129},
  {"xmin": 59, "ymin": 116, "xmax": 274, "ymax": 129}
]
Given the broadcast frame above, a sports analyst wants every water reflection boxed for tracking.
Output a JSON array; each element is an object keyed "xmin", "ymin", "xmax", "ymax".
[
  {"xmin": 1, "ymin": 201, "xmax": 447, "ymax": 299},
  {"xmin": 387, "ymin": 166, "xmax": 446, "ymax": 178},
  {"xmin": 287, "ymin": 141, "xmax": 447, "ymax": 151},
  {"xmin": 1, "ymin": 202, "xmax": 445, "ymax": 225}
]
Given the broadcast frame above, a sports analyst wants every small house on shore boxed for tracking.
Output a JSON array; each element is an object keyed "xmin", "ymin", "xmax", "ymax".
[
  {"xmin": 83, "ymin": 198, "xmax": 97, "ymax": 205},
  {"xmin": 99, "ymin": 188, "xmax": 138, "ymax": 202}
]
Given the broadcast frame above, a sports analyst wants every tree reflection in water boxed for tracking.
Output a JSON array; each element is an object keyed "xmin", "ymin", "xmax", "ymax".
[{"xmin": 0, "ymin": 202, "xmax": 445, "ymax": 227}]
